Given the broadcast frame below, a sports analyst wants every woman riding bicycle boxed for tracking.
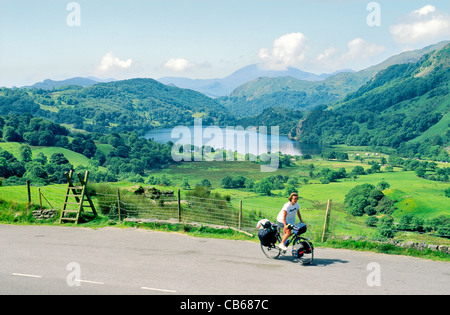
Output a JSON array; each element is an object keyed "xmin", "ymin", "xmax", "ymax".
[{"xmin": 277, "ymin": 193, "xmax": 303, "ymax": 251}]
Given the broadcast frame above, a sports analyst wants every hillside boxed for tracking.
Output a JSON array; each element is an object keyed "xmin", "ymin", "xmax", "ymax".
[
  {"xmin": 219, "ymin": 41, "xmax": 450, "ymax": 117},
  {"xmin": 295, "ymin": 43, "xmax": 450, "ymax": 159},
  {"xmin": 0, "ymin": 78, "xmax": 235, "ymax": 135},
  {"xmin": 218, "ymin": 74, "xmax": 359, "ymax": 117}
]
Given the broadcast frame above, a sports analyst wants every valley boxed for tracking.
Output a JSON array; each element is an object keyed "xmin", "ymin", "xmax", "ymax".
[{"xmin": 0, "ymin": 42, "xmax": 449, "ymax": 255}]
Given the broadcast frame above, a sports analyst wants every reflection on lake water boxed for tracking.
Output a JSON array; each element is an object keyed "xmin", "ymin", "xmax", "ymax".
[{"xmin": 144, "ymin": 126, "xmax": 323, "ymax": 156}]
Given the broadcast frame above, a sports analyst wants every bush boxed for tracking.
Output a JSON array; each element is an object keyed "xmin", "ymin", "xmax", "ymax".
[
  {"xmin": 345, "ymin": 183, "xmax": 396, "ymax": 217},
  {"xmin": 445, "ymin": 187, "xmax": 450, "ymax": 198},
  {"xmin": 377, "ymin": 216, "xmax": 396, "ymax": 239},
  {"xmin": 365, "ymin": 216, "xmax": 379, "ymax": 227}
]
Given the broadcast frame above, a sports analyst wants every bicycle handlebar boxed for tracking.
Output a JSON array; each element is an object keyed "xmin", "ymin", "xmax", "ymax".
[{"xmin": 285, "ymin": 223, "xmax": 307, "ymax": 230}]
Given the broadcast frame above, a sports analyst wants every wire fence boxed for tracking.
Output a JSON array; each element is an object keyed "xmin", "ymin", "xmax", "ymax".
[
  {"xmin": 0, "ymin": 183, "xmax": 322, "ymax": 236},
  {"xmin": 97, "ymin": 192, "xmax": 259, "ymax": 233}
]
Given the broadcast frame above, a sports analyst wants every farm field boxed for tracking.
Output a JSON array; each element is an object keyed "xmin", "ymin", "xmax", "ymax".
[{"xmin": 150, "ymin": 157, "xmax": 449, "ymax": 219}]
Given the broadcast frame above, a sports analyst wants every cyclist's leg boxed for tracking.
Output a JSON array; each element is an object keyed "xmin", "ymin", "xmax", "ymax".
[
  {"xmin": 281, "ymin": 229, "xmax": 291, "ymax": 245},
  {"xmin": 277, "ymin": 221, "xmax": 291, "ymax": 248}
]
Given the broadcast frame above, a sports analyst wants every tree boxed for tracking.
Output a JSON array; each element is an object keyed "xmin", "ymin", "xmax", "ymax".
[
  {"xmin": 82, "ymin": 140, "xmax": 97, "ymax": 158},
  {"xmin": 370, "ymin": 163, "xmax": 381, "ymax": 173},
  {"xmin": 415, "ymin": 166, "xmax": 426, "ymax": 178},
  {"xmin": 20, "ymin": 145, "xmax": 32, "ymax": 163},
  {"xmin": 345, "ymin": 183, "xmax": 396, "ymax": 217},
  {"xmin": 445, "ymin": 187, "xmax": 450, "ymax": 198},
  {"xmin": 244, "ymin": 178, "xmax": 255, "ymax": 190},
  {"xmin": 377, "ymin": 216, "xmax": 396, "ymax": 239},
  {"xmin": 221, "ymin": 176, "xmax": 234, "ymax": 189},
  {"xmin": 351, "ymin": 166, "xmax": 366, "ymax": 176},
  {"xmin": 198, "ymin": 179, "xmax": 212, "ymax": 188},
  {"xmin": 24, "ymin": 162, "xmax": 48, "ymax": 184},
  {"xmin": 50, "ymin": 153, "xmax": 69, "ymax": 165},
  {"xmin": 232, "ymin": 175, "xmax": 246, "ymax": 188},
  {"xmin": 181, "ymin": 179, "xmax": 191, "ymax": 190},
  {"xmin": 285, "ymin": 184, "xmax": 297, "ymax": 197},
  {"xmin": 398, "ymin": 214, "xmax": 413, "ymax": 231},
  {"xmin": 38, "ymin": 131, "xmax": 56, "ymax": 146},
  {"xmin": 3, "ymin": 126, "xmax": 22, "ymax": 142},
  {"xmin": 335, "ymin": 152, "xmax": 349, "ymax": 161},
  {"xmin": 254, "ymin": 178, "xmax": 272, "ymax": 196},
  {"xmin": 365, "ymin": 216, "xmax": 379, "ymax": 227}
]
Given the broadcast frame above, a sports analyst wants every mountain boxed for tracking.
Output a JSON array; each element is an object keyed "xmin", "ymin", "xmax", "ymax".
[
  {"xmin": 21, "ymin": 77, "xmax": 115, "ymax": 89},
  {"xmin": 158, "ymin": 64, "xmax": 335, "ymax": 98},
  {"xmin": 294, "ymin": 43, "xmax": 450, "ymax": 156},
  {"xmin": 219, "ymin": 41, "xmax": 450, "ymax": 117}
]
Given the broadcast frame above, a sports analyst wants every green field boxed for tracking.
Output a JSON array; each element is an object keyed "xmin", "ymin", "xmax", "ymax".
[
  {"xmin": 132, "ymin": 154, "xmax": 450, "ymax": 242},
  {"xmin": 150, "ymin": 157, "xmax": 449, "ymax": 218},
  {"xmin": 0, "ymin": 142, "xmax": 90, "ymax": 167}
]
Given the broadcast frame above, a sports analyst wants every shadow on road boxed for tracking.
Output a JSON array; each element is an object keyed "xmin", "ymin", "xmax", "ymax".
[
  {"xmin": 277, "ymin": 255, "xmax": 349, "ymax": 267},
  {"xmin": 311, "ymin": 258, "xmax": 349, "ymax": 267}
]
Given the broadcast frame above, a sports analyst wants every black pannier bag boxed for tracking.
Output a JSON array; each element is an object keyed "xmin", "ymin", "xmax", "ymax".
[
  {"xmin": 292, "ymin": 241, "xmax": 313, "ymax": 258},
  {"xmin": 301, "ymin": 241, "xmax": 312, "ymax": 254},
  {"xmin": 258, "ymin": 227, "xmax": 277, "ymax": 246}
]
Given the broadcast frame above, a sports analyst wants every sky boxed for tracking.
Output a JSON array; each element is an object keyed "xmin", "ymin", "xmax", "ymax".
[{"xmin": 0, "ymin": 0, "xmax": 449, "ymax": 87}]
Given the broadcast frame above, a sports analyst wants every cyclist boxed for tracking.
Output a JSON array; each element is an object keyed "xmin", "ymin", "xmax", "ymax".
[{"xmin": 276, "ymin": 193, "xmax": 303, "ymax": 251}]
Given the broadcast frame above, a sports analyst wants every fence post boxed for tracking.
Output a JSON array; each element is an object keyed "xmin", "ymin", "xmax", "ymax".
[
  {"xmin": 322, "ymin": 199, "xmax": 332, "ymax": 243},
  {"xmin": 26, "ymin": 180, "xmax": 31, "ymax": 204},
  {"xmin": 39, "ymin": 188, "xmax": 43, "ymax": 210},
  {"xmin": 239, "ymin": 200, "xmax": 243, "ymax": 230},
  {"xmin": 117, "ymin": 188, "xmax": 121, "ymax": 222},
  {"xmin": 177, "ymin": 189, "xmax": 181, "ymax": 223}
]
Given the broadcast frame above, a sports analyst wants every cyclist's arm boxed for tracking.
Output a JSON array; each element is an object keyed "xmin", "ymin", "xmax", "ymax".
[{"xmin": 297, "ymin": 210, "xmax": 303, "ymax": 223}]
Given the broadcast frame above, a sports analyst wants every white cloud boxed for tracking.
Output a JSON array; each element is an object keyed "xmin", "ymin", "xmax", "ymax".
[
  {"xmin": 390, "ymin": 5, "xmax": 450, "ymax": 44},
  {"xmin": 316, "ymin": 47, "xmax": 337, "ymax": 62},
  {"xmin": 314, "ymin": 38, "xmax": 385, "ymax": 72},
  {"xmin": 343, "ymin": 38, "xmax": 386, "ymax": 61},
  {"xmin": 414, "ymin": 5, "xmax": 436, "ymax": 16},
  {"xmin": 164, "ymin": 58, "xmax": 195, "ymax": 72},
  {"xmin": 258, "ymin": 32, "xmax": 309, "ymax": 70},
  {"xmin": 97, "ymin": 51, "xmax": 133, "ymax": 72}
]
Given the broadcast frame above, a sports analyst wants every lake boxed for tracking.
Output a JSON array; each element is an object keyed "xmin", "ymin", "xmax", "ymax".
[{"xmin": 144, "ymin": 126, "xmax": 323, "ymax": 156}]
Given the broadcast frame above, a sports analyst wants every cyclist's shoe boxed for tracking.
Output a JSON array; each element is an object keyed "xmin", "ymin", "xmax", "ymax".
[{"xmin": 277, "ymin": 243, "xmax": 288, "ymax": 251}]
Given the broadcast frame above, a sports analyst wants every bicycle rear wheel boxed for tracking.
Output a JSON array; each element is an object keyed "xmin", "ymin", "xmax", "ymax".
[
  {"xmin": 260, "ymin": 231, "xmax": 282, "ymax": 259},
  {"xmin": 261, "ymin": 243, "xmax": 281, "ymax": 259}
]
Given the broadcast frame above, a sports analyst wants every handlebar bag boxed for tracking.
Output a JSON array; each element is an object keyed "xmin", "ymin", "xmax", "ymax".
[{"xmin": 293, "ymin": 223, "xmax": 307, "ymax": 235}]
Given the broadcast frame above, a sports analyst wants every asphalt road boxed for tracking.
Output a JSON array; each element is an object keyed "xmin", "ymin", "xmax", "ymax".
[{"xmin": 0, "ymin": 224, "xmax": 449, "ymax": 295}]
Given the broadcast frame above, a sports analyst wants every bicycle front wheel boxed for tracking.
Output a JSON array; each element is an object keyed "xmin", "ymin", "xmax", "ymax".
[{"xmin": 292, "ymin": 238, "xmax": 314, "ymax": 265}]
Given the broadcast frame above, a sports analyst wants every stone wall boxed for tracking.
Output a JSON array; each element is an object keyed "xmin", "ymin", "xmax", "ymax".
[
  {"xmin": 336, "ymin": 236, "xmax": 450, "ymax": 255},
  {"xmin": 32, "ymin": 209, "xmax": 57, "ymax": 220}
]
